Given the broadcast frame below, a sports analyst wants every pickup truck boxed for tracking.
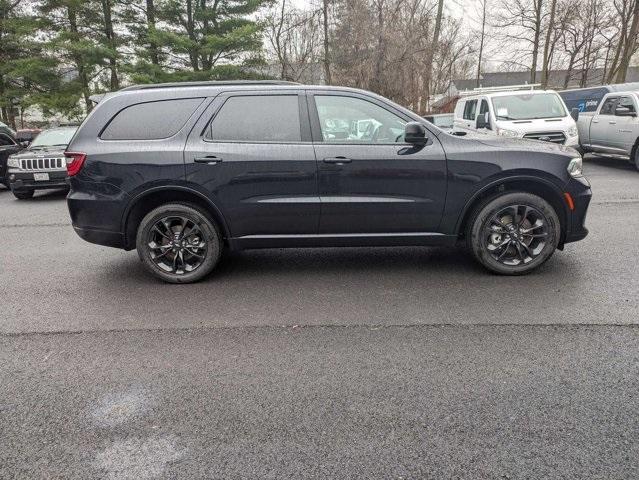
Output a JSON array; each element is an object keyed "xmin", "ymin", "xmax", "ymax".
[{"xmin": 576, "ymin": 91, "xmax": 639, "ymax": 170}]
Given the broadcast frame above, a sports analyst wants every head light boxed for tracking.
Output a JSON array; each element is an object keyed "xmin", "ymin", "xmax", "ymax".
[
  {"xmin": 567, "ymin": 157, "xmax": 583, "ymax": 177},
  {"xmin": 497, "ymin": 128, "xmax": 519, "ymax": 138},
  {"xmin": 567, "ymin": 126, "xmax": 578, "ymax": 137},
  {"xmin": 7, "ymin": 157, "xmax": 19, "ymax": 168}
]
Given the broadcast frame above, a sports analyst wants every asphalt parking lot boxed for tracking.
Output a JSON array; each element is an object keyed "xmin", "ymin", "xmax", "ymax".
[{"xmin": 1, "ymin": 155, "xmax": 638, "ymax": 478}]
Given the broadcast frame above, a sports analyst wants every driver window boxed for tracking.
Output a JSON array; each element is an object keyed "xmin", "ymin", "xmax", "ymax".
[
  {"xmin": 314, "ymin": 95, "xmax": 407, "ymax": 143},
  {"xmin": 0, "ymin": 134, "xmax": 16, "ymax": 146}
]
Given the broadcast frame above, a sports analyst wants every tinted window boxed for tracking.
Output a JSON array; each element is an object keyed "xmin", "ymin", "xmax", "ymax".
[
  {"xmin": 617, "ymin": 96, "xmax": 636, "ymax": 113},
  {"xmin": 207, "ymin": 95, "xmax": 301, "ymax": 142},
  {"xmin": 314, "ymin": 95, "xmax": 406, "ymax": 143},
  {"xmin": 0, "ymin": 133, "xmax": 15, "ymax": 146},
  {"xmin": 599, "ymin": 97, "xmax": 618, "ymax": 115},
  {"xmin": 101, "ymin": 98, "xmax": 203, "ymax": 140},
  {"xmin": 463, "ymin": 100, "xmax": 477, "ymax": 120}
]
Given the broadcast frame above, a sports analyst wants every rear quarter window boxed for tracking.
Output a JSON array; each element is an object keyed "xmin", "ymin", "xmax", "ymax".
[{"xmin": 101, "ymin": 98, "xmax": 204, "ymax": 140}]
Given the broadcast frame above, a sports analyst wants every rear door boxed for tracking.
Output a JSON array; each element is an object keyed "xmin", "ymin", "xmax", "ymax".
[
  {"xmin": 184, "ymin": 90, "xmax": 319, "ymax": 238},
  {"xmin": 308, "ymin": 91, "xmax": 447, "ymax": 234},
  {"xmin": 462, "ymin": 98, "xmax": 478, "ymax": 130},
  {"xmin": 590, "ymin": 96, "xmax": 617, "ymax": 148}
]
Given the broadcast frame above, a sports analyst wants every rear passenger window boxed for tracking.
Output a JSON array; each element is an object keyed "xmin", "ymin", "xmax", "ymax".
[
  {"xmin": 207, "ymin": 95, "xmax": 301, "ymax": 142},
  {"xmin": 463, "ymin": 100, "xmax": 478, "ymax": 120},
  {"xmin": 101, "ymin": 98, "xmax": 204, "ymax": 140}
]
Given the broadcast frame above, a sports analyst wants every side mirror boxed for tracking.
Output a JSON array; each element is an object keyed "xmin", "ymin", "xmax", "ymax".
[
  {"xmin": 404, "ymin": 122, "xmax": 428, "ymax": 145},
  {"xmin": 570, "ymin": 108, "xmax": 580, "ymax": 121},
  {"xmin": 615, "ymin": 106, "xmax": 637, "ymax": 117},
  {"xmin": 476, "ymin": 111, "xmax": 489, "ymax": 129}
]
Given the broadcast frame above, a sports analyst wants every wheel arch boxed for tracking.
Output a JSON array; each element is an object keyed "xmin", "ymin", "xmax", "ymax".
[
  {"xmin": 455, "ymin": 176, "xmax": 569, "ymax": 245},
  {"xmin": 122, "ymin": 186, "xmax": 230, "ymax": 250}
]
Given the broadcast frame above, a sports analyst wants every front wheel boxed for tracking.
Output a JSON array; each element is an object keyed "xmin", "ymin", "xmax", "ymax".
[
  {"xmin": 12, "ymin": 189, "xmax": 34, "ymax": 200},
  {"xmin": 466, "ymin": 192, "xmax": 561, "ymax": 275},
  {"xmin": 136, "ymin": 203, "xmax": 222, "ymax": 283},
  {"xmin": 634, "ymin": 146, "xmax": 639, "ymax": 171}
]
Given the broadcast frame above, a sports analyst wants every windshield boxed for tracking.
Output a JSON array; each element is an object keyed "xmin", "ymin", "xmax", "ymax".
[
  {"xmin": 29, "ymin": 128, "xmax": 77, "ymax": 149},
  {"xmin": 431, "ymin": 115, "xmax": 453, "ymax": 128},
  {"xmin": 491, "ymin": 93, "xmax": 567, "ymax": 120}
]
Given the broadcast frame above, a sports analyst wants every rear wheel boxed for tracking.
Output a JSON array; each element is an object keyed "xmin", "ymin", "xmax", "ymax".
[
  {"xmin": 12, "ymin": 189, "xmax": 34, "ymax": 200},
  {"xmin": 467, "ymin": 192, "xmax": 560, "ymax": 275},
  {"xmin": 136, "ymin": 203, "xmax": 222, "ymax": 283},
  {"xmin": 634, "ymin": 145, "xmax": 639, "ymax": 171}
]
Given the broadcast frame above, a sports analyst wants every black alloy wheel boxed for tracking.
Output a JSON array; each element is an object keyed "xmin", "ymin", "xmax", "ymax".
[
  {"xmin": 136, "ymin": 203, "xmax": 222, "ymax": 283},
  {"xmin": 483, "ymin": 204, "xmax": 549, "ymax": 266},
  {"xmin": 467, "ymin": 192, "xmax": 560, "ymax": 275},
  {"xmin": 147, "ymin": 216, "xmax": 208, "ymax": 274}
]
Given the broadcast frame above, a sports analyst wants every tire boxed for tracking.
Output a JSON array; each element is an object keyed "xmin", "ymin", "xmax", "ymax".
[
  {"xmin": 466, "ymin": 192, "xmax": 561, "ymax": 275},
  {"xmin": 136, "ymin": 202, "xmax": 222, "ymax": 284},
  {"xmin": 12, "ymin": 189, "xmax": 34, "ymax": 200},
  {"xmin": 634, "ymin": 146, "xmax": 639, "ymax": 171}
]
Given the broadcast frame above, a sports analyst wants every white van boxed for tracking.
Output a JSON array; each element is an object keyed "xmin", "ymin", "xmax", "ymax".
[{"xmin": 453, "ymin": 85, "xmax": 579, "ymax": 147}]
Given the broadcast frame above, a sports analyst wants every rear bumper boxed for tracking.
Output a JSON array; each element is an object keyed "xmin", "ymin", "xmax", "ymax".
[
  {"xmin": 67, "ymin": 178, "xmax": 130, "ymax": 249},
  {"xmin": 9, "ymin": 171, "xmax": 68, "ymax": 191},
  {"xmin": 72, "ymin": 225, "xmax": 125, "ymax": 249}
]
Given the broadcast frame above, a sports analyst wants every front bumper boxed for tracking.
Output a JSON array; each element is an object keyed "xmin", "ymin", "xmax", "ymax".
[
  {"xmin": 8, "ymin": 170, "xmax": 68, "ymax": 191},
  {"xmin": 564, "ymin": 175, "xmax": 591, "ymax": 244}
]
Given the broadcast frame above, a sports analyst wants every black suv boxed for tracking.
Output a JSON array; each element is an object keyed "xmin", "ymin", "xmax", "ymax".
[{"xmin": 67, "ymin": 81, "xmax": 591, "ymax": 283}]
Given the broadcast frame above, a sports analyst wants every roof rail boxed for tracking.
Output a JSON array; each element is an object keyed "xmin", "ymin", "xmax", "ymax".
[
  {"xmin": 120, "ymin": 80, "xmax": 300, "ymax": 91},
  {"xmin": 459, "ymin": 83, "xmax": 542, "ymax": 96}
]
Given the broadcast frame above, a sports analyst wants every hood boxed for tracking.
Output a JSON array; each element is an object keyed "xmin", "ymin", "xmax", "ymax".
[
  {"xmin": 10, "ymin": 146, "xmax": 67, "ymax": 159},
  {"xmin": 476, "ymin": 136, "xmax": 578, "ymax": 156}
]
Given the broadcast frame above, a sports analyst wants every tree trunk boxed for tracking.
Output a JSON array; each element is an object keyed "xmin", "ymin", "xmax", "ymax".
[
  {"xmin": 322, "ymin": 0, "xmax": 331, "ymax": 85},
  {"xmin": 101, "ymin": 0, "xmax": 119, "ymax": 90},
  {"xmin": 146, "ymin": 0, "xmax": 159, "ymax": 65},
  {"xmin": 616, "ymin": 0, "xmax": 639, "ymax": 83},
  {"xmin": 186, "ymin": 0, "xmax": 199, "ymax": 71},
  {"xmin": 530, "ymin": 0, "xmax": 543, "ymax": 84},
  {"xmin": 476, "ymin": 0, "xmax": 487, "ymax": 87},
  {"xmin": 424, "ymin": 0, "xmax": 444, "ymax": 112},
  {"xmin": 67, "ymin": 5, "xmax": 92, "ymax": 112},
  {"xmin": 540, "ymin": 0, "xmax": 556, "ymax": 88}
]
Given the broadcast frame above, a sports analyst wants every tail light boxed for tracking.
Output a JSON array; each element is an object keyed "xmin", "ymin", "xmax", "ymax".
[{"xmin": 64, "ymin": 152, "xmax": 86, "ymax": 176}]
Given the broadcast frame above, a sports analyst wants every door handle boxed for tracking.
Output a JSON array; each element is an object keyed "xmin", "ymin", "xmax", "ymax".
[
  {"xmin": 323, "ymin": 156, "xmax": 352, "ymax": 165},
  {"xmin": 609, "ymin": 121, "xmax": 617, "ymax": 125},
  {"xmin": 592, "ymin": 120, "xmax": 599, "ymax": 123},
  {"xmin": 194, "ymin": 155, "xmax": 222, "ymax": 165}
]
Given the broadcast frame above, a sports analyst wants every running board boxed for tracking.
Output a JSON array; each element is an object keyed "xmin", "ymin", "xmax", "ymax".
[{"xmin": 229, "ymin": 232, "xmax": 458, "ymax": 250}]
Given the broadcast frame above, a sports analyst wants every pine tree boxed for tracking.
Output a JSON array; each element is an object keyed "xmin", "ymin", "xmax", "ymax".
[{"xmin": 0, "ymin": 0, "xmax": 61, "ymax": 128}]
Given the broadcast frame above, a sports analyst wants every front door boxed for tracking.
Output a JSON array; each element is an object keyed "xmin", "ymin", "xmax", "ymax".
[
  {"xmin": 308, "ymin": 92, "xmax": 447, "ymax": 234},
  {"xmin": 184, "ymin": 91, "xmax": 319, "ymax": 238},
  {"xmin": 590, "ymin": 96, "xmax": 617, "ymax": 149}
]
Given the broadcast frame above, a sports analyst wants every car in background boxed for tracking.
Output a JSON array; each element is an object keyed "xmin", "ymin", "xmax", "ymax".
[
  {"xmin": 454, "ymin": 86, "xmax": 579, "ymax": 147},
  {"xmin": 15, "ymin": 128, "xmax": 42, "ymax": 146},
  {"xmin": 0, "ymin": 132, "xmax": 23, "ymax": 188},
  {"xmin": 559, "ymin": 82, "xmax": 639, "ymax": 114},
  {"xmin": 424, "ymin": 113, "xmax": 454, "ymax": 131},
  {"xmin": 6, "ymin": 126, "xmax": 77, "ymax": 199},
  {"xmin": 575, "ymin": 91, "xmax": 639, "ymax": 170}
]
